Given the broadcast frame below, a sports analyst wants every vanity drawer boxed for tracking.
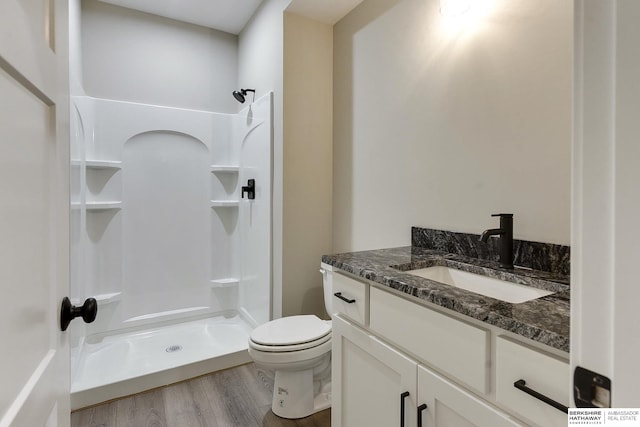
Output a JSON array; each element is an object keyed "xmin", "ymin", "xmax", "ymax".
[
  {"xmin": 495, "ymin": 336, "xmax": 569, "ymax": 427},
  {"xmin": 332, "ymin": 272, "xmax": 368, "ymax": 326},
  {"xmin": 369, "ymin": 286, "xmax": 489, "ymax": 394}
]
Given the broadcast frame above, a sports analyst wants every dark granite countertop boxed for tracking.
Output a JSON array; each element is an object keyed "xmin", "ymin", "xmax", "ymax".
[{"xmin": 322, "ymin": 246, "xmax": 570, "ymax": 353}]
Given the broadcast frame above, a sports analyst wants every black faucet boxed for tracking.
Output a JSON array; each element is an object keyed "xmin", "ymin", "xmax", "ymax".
[{"xmin": 479, "ymin": 213, "xmax": 514, "ymax": 269}]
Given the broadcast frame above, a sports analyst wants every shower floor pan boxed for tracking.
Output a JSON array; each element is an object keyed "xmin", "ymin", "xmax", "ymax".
[{"xmin": 70, "ymin": 313, "xmax": 253, "ymax": 410}]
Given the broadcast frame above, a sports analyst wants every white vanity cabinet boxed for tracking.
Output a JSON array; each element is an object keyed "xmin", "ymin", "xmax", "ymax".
[
  {"xmin": 331, "ymin": 269, "xmax": 369, "ymax": 327},
  {"xmin": 495, "ymin": 337, "xmax": 570, "ymax": 427},
  {"xmin": 417, "ymin": 365, "xmax": 523, "ymax": 427},
  {"xmin": 332, "ymin": 316, "xmax": 418, "ymax": 427},
  {"xmin": 369, "ymin": 286, "xmax": 489, "ymax": 394},
  {"xmin": 332, "ymin": 316, "xmax": 522, "ymax": 427},
  {"xmin": 330, "ymin": 270, "xmax": 570, "ymax": 427}
]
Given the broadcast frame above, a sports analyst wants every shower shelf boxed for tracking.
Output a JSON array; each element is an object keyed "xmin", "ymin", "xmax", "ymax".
[
  {"xmin": 210, "ymin": 278, "xmax": 239, "ymax": 288},
  {"xmin": 86, "ymin": 160, "xmax": 122, "ymax": 169},
  {"xmin": 72, "ymin": 292, "xmax": 121, "ymax": 306},
  {"xmin": 210, "ymin": 165, "xmax": 239, "ymax": 173},
  {"xmin": 210, "ymin": 200, "xmax": 239, "ymax": 208},
  {"xmin": 86, "ymin": 201, "xmax": 123, "ymax": 211},
  {"xmin": 70, "ymin": 159, "xmax": 122, "ymax": 169}
]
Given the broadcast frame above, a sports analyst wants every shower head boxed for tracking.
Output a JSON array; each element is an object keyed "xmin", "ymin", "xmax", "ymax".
[{"xmin": 233, "ymin": 88, "xmax": 255, "ymax": 103}]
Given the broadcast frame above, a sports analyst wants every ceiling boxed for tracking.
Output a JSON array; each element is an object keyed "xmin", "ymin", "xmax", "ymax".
[
  {"xmin": 97, "ymin": 0, "xmax": 365, "ymax": 33},
  {"xmin": 97, "ymin": 0, "xmax": 264, "ymax": 34},
  {"xmin": 286, "ymin": 0, "xmax": 364, "ymax": 25}
]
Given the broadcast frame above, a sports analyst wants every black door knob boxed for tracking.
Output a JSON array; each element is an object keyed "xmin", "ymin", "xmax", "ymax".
[{"xmin": 60, "ymin": 297, "xmax": 97, "ymax": 331}]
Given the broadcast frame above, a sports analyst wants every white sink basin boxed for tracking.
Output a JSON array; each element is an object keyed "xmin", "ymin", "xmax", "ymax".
[{"xmin": 406, "ymin": 266, "xmax": 554, "ymax": 303}]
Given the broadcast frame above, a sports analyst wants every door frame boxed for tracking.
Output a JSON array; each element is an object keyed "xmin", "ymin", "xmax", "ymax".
[{"xmin": 571, "ymin": 0, "xmax": 640, "ymax": 407}]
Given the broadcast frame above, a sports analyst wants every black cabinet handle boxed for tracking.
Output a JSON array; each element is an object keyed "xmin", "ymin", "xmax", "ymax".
[
  {"xmin": 60, "ymin": 297, "xmax": 97, "ymax": 331},
  {"xmin": 334, "ymin": 292, "xmax": 356, "ymax": 304},
  {"xmin": 514, "ymin": 379, "xmax": 568, "ymax": 413},
  {"xmin": 417, "ymin": 403, "xmax": 428, "ymax": 427},
  {"xmin": 400, "ymin": 391, "xmax": 410, "ymax": 427}
]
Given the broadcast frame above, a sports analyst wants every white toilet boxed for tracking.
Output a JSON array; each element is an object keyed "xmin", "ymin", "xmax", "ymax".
[{"xmin": 248, "ymin": 264, "xmax": 334, "ymax": 419}]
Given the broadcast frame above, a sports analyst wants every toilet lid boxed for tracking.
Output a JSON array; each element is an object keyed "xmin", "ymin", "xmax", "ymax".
[{"xmin": 250, "ymin": 315, "xmax": 331, "ymax": 346}]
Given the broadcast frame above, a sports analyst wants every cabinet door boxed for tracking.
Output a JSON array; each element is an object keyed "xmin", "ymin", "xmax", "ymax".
[
  {"xmin": 332, "ymin": 316, "xmax": 418, "ymax": 427},
  {"xmin": 495, "ymin": 337, "xmax": 569, "ymax": 427},
  {"xmin": 417, "ymin": 365, "xmax": 524, "ymax": 427}
]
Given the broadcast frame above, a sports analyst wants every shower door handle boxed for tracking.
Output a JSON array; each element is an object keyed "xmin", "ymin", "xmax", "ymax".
[
  {"xmin": 60, "ymin": 297, "xmax": 97, "ymax": 331},
  {"xmin": 242, "ymin": 179, "xmax": 255, "ymax": 200}
]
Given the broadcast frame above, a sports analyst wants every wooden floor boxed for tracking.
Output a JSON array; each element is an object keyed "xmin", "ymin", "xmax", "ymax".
[{"xmin": 71, "ymin": 363, "xmax": 331, "ymax": 427}]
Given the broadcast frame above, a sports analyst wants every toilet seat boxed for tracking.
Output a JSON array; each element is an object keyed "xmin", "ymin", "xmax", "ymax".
[
  {"xmin": 250, "ymin": 332, "xmax": 331, "ymax": 353},
  {"xmin": 248, "ymin": 335, "xmax": 332, "ymax": 366},
  {"xmin": 250, "ymin": 315, "xmax": 331, "ymax": 351}
]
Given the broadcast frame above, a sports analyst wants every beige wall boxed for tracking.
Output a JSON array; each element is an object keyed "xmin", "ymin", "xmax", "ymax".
[
  {"xmin": 333, "ymin": 0, "xmax": 572, "ymax": 251},
  {"xmin": 282, "ymin": 13, "xmax": 333, "ymax": 318}
]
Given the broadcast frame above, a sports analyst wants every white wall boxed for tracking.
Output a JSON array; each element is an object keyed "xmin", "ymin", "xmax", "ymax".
[
  {"xmin": 333, "ymin": 0, "xmax": 572, "ymax": 251},
  {"xmin": 81, "ymin": 0, "xmax": 238, "ymax": 113},
  {"xmin": 238, "ymin": 0, "xmax": 288, "ymax": 317},
  {"xmin": 282, "ymin": 12, "xmax": 333, "ymax": 317},
  {"xmin": 69, "ymin": 0, "xmax": 85, "ymax": 96}
]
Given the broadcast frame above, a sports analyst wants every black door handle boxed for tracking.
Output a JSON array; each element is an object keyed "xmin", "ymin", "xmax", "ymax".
[
  {"xmin": 400, "ymin": 391, "xmax": 410, "ymax": 427},
  {"xmin": 60, "ymin": 297, "xmax": 97, "ymax": 331},
  {"xmin": 241, "ymin": 179, "xmax": 255, "ymax": 199},
  {"xmin": 514, "ymin": 379, "xmax": 568, "ymax": 413},
  {"xmin": 417, "ymin": 403, "xmax": 428, "ymax": 427},
  {"xmin": 334, "ymin": 292, "xmax": 356, "ymax": 304}
]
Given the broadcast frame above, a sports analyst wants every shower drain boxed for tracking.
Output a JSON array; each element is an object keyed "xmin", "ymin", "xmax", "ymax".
[{"xmin": 165, "ymin": 345, "xmax": 183, "ymax": 353}]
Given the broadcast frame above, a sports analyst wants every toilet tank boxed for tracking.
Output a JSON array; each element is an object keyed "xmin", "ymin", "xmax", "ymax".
[{"xmin": 320, "ymin": 263, "xmax": 334, "ymax": 317}]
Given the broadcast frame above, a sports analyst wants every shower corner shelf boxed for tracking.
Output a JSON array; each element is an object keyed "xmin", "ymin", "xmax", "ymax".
[
  {"xmin": 72, "ymin": 292, "xmax": 121, "ymax": 306},
  {"xmin": 86, "ymin": 160, "xmax": 122, "ymax": 169},
  {"xmin": 86, "ymin": 201, "xmax": 123, "ymax": 211},
  {"xmin": 210, "ymin": 278, "xmax": 239, "ymax": 288},
  {"xmin": 210, "ymin": 165, "xmax": 239, "ymax": 173},
  {"xmin": 210, "ymin": 200, "xmax": 239, "ymax": 208}
]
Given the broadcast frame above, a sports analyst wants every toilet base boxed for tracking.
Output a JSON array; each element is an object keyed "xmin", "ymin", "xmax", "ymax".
[{"xmin": 271, "ymin": 369, "xmax": 331, "ymax": 419}]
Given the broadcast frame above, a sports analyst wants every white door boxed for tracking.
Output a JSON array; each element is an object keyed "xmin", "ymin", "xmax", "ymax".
[
  {"xmin": 332, "ymin": 316, "xmax": 418, "ymax": 427},
  {"xmin": 0, "ymin": 1, "xmax": 70, "ymax": 426},
  {"xmin": 572, "ymin": 0, "xmax": 640, "ymax": 407}
]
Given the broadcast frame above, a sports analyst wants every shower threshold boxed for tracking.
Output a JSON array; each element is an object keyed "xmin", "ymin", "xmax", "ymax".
[{"xmin": 70, "ymin": 313, "xmax": 253, "ymax": 410}]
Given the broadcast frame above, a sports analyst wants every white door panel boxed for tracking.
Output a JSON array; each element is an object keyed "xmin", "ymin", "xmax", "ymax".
[
  {"xmin": 572, "ymin": 0, "xmax": 640, "ymax": 407},
  {"xmin": 0, "ymin": 0, "xmax": 70, "ymax": 425}
]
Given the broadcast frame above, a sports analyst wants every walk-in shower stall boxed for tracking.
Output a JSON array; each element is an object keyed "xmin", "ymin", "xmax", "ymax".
[{"xmin": 69, "ymin": 92, "xmax": 273, "ymax": 409}]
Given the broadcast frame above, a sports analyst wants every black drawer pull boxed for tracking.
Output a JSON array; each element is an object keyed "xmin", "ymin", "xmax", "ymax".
[
  {"xmin": 417, "ymin": 403, "xmax": 428, "ymax": 427},
  {"xmin": 514, "ymin": 379, "xmax": 568, "ymax": 413},
  {"xmin": 334, "ymin": 292, "xmax": 356, "ymax": 304},
  {"xmin": 400, "ymin": 391, "xmax": 410, "ymax": 427}
]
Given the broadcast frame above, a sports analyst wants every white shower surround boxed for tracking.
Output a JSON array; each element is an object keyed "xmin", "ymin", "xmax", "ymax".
[{"xmin": 69, "ymin": 92, "xmax": 273, "ymax": 408}]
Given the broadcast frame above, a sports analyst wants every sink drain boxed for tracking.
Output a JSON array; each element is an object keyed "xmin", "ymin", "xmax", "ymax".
[{"xmin": 166, "ymin": 345, "xmax": 182, "ymax": 353}]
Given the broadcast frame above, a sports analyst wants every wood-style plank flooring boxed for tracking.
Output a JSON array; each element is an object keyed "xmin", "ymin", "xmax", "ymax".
[{"xmin": 71, "ymin": 363, "xmax": 331, "ymax": 427}]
